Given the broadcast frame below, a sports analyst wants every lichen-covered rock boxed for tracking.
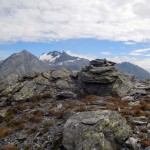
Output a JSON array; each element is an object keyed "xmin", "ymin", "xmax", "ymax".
[
  {"xmin": 51, "ymin": 69, "xmax": 72, "ymax": 79},
  {"xmin": 0, "ymin": 69, "xmax": 77, "ymax": 103},
  {"xmin": 78, "ymin": 59, "xmax": 133, "ymax": 97},
  {"xmin": 63, "ymin": 110, "xmax": 131, "ymax": 150},
  {"xmin": 13, "ymin": 81, "xmax": 48, "ymax": 101}
]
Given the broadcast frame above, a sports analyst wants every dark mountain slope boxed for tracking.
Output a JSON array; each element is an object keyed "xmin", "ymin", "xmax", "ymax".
[
  {"xmin": 116, "ymin": 62, "xmax": 150, "ymax": 80},
  {"xmin": 0, "ymin": 50, "xmax": 50, "ymax": 79}
]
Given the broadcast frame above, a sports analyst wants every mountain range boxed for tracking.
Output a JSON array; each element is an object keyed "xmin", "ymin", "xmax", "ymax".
[
  {"xmin": 0, "ymin": 50, "xmax": 150, "ymax": 80},
  {"xmin": 39, "ymin": 51, "xmax": 89, "ymax": 70}
]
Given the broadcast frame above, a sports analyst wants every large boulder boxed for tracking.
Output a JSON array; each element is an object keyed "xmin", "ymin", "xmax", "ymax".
[
  {"xmin": 78, "ymin": 59, "xmax": 133, "ymax": 97},
  {"xmin": 63, "ymin": 110, "xmax": 131, "ymax": 150}
]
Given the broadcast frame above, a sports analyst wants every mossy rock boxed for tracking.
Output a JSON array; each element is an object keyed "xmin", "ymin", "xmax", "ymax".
[{"xmin": 63, "ymin": 110, "xmax": 131, "ymax": 150}]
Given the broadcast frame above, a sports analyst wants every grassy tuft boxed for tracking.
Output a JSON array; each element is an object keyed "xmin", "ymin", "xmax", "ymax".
[
  {"xmin": 26, "ymin": 125, "xmax": 38, "ymax": 135},
  {"xmin": 0, "ymin": 127, "xmax": 13, "ymax": 138},
  {"xmin": 0, "ymin": 144, "xmax": 19, "ymax": 150}
]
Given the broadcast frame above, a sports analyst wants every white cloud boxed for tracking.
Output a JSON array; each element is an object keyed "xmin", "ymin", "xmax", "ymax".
[
  {"xmin": 129, "ymin": 48, "xmax": 150, "ymax": 56},
  {"xmin": 100, "ymin": 52, "xmax": 112, "ymax": 55},
  {"xmin": 108, "ymin": 56, "xmax": 137, "ymax": 64},
  {"xmin": 65, "ymin": 50, "xmax": 95, "ymax": 60},
  {"xmin": 1, "ymin": 0, "xmax": 150, "ymax": 42},
  {"xmin": 124, "ymin": 41, "xmax": 136, "ymax": 45}
]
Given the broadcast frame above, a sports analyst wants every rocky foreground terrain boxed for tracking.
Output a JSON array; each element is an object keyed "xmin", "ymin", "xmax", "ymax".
[{"xmin": 0, "ymin": 59, "xmax": 150, "ymax": 150}]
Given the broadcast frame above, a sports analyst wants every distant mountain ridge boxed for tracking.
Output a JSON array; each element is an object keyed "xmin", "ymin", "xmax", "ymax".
[
  {"xmin": 39, "ymin": 51, "xmax": 90, "ymax": 70},
  {"xmin": 116, "ymin": 62, "xmax": 150, "ymax": 80}
]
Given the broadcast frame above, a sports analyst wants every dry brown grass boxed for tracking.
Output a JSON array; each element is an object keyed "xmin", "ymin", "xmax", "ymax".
[
  {"xmin": 142, "ymin": 96, "xmax": 150, "ymax": 103},
  {"xmin": 0, "ymin": 127, "xmax": 13, "ymax": 138},
  {"xmin": 23, "ymin": 143, "xmax": 32, "ymax": 150},
  {"xmin": 141, "ymin": 140, "xmax": 150, "ymax": 147},
  {"xmin": 41, "ymin": 93, "xmax": 52, "ymax": 99},
  {"xmin": 25, "ymin": 110, "xmax": 45, "ymax": 123},
  {"xmin": 33, "ymin": 110, "xmax": 44, "ymax": 116},
  {"xmin": 105, "ymin": 105, "xmax": 118, "ymax": 111},
  {"xmin": 17, "ymin": 123, "xmax": 25, "ymax": 131},
  {"xmin": 26, "ymin": 125, "xmax": 38, "ymax": 135},
  {"xmin": 81, "ymin": 95, "xmax": 100, "ymax": 103},
  {"xmin": 32, "ymin": 93, "xmax": 52, "ymax": 100},
  {"xmin": 42, "ymin": 120, "xmax": 54, "ymax": 133},
  {"xmin": 75, "ymin": 105, "xmax": 87, "ymax": 112},
  {"xmin": 120, "ymin": 108, "xmax": 133, "ymax": 116},
  {"xmin": 140, "ymin": 100, "xmax": 149, "ymax": 111},
  {"xmin": 48, "ymin": 108, "xmax": 71, "ymax": 118},
  {"xmin": 139, "ymin": 133, "xmax": 147, "ymax": 140},
  {"xmin": 67, "ymin": 100, "xmax": 78, "ymax": 108},
  {"xmin": 7, "ymin": 118, "xmax": 25, "ymax": 128},
  {"xmin": 6, "ymin": 104, "xmax": 27, "ymax": 118},
  {"xmin": 30, "ymin": 101, "xmax": 38, "ymax": 109},
  {"xmin": 134, "ymin": 108, "xmax": 142, "ymax": 116},
  {"xmin": 105, "ymin": 97, "xmax": 129, "ymax": 112},
  {"xmin": 28, "ymin": 114, "xmax": 42, "ymax": 123},
  {"xmin": 0, "ymin": 144, "xmax": 18, "ymax": 150}
]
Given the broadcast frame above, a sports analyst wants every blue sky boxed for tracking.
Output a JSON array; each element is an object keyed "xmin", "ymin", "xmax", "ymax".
[
  {"xmin": 0, "ymin": 39, "xmax": 150, "ymax": 59},
  {"xmin": 0, "ymin": 0, "xmax": 150, "ymax": 71}
]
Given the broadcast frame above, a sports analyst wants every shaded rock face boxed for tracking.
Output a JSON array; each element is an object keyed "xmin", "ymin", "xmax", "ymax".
[
  {"xmin": 78, "ymin": 59, "xmax": 133, "ymax": 97},
  {"xmin": 63, "ymin": 110, "xmax": 131, "ymax": 150},
  {"xmin": 117, "ymin": 62, "xmax": 150, "ymax": 80}
]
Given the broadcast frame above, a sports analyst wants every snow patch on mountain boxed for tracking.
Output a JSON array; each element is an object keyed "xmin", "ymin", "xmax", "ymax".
[{"xmin": 39, "ymin": 53, "xmax": 60, "ymax": 62}]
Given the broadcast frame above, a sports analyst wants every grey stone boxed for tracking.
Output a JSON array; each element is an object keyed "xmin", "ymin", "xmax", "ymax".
[
  {"xmin": 122, "ymin": 96, "xmax": 134, "ymax": 101},
  {"xmin": 132, "ymin": 120, "xmax": 148, "ymax": 125},
  {"xmin": 56, "ymin": 80, "xmax": 70, "ymax": 89},
  {"xmin": 81, "ymin": 117, "xmax": 103, "ymax": 125},
  {"xmin": 0, "ymin": 98, "xmax": 6, "ymax": 107},
  {"xmin": 63, "ymin": 110, "xmax": 131, "ymax": 150},
  {"xmin": 125, "ymin": 137, "xmax": 139, "ymax": 150},
  {"xmin": 56, "ymin": 91, "xmax": 77, "ymax": 100},
  {"xmin": 147, "ymin": 123, "xmax": 150, "ymax": 128},
  {"xmin": 145, "ymin": 146, "xmax": 150, "ymax": 150},
  {"xmin": 128, "ymin": 101, "xmax": 140, "ymax": 106},
  {"xmin": 17, "ymin": 134, "xmax": 28, "ymax": 140},
  {"xmin": 51, "ymin": 69, "xmax": 72, "ymax": 79},
  {"xmin": 131, "ymin": 89, "xmax": 147, "ymax": 95}
]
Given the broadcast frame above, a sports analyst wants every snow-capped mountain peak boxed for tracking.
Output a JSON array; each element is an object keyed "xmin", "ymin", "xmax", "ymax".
[
  {"xmin": 39, "ymin": 51, "xmax": 61, "ymax": 62},
  {"xmin": 39, "ymin": 51, "xmax": 90, "ymax": 70},
  {"xmin": 39, "ymin": 51, "xmax": 77, "ymax": 63}
]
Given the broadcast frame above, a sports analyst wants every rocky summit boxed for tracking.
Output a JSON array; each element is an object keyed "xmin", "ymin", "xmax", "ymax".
[
  {"xmin": 78, "ymin": 59, "xmax": 133, "ymax": 97},
  {"xmin": 0, "ymin": 59, "xmax": 150, "ymax": 150}
]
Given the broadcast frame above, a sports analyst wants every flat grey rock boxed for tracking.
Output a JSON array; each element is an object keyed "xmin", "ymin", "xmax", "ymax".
[{"xmin": 81, "ymin": 118, "xmax": 101, "ymax": 125}]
